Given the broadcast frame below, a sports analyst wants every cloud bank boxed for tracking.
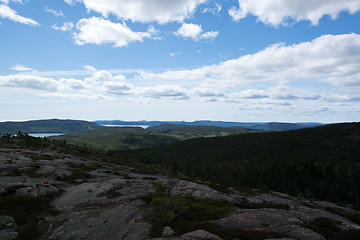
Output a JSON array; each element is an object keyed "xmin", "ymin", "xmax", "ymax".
[
  {"xmin": 1, "ymin": 34, "xmax": 359, "ymax": 110},
  {"xmin": 229, "ymin": 0, "xmax": 360, "ymax": 26},
  {"xmin": 80, "ymin": 0, "xmax": 207, "ymax": 24},
  {"xmin": 139, "ymin": 33, "xmax": 360, "ymax": 89}
]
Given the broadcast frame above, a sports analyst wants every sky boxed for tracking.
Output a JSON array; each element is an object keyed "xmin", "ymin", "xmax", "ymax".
[{"xmin": 0, "ymin": 0, "xmax": 360, "ymax": 123}]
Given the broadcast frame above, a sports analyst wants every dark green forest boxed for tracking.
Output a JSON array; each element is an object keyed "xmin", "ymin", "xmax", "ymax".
[{"xmin": 132, "ymin": 122, "xmax": 360, "ymax": 205}]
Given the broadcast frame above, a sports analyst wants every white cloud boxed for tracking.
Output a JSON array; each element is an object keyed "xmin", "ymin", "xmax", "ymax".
[
  {"xmin": 80, "ymin": 0, "xmax": 207, "ymax": 24},
  {"xmin": 90, "ymin": 70, "xmax": 114, "ymax": 82},
  {"xmin": 175, "ymin": 23, "xmax": 218, "ymax": 41},
  {"xmin": 136, "ymin": 85, "xmax": 189, "ymax": 99},
  {"xmin": 0, "ymin": 3, "xmax": 39, "ymax": 26},
  {"xmin": 0, "ymin": 0, "xmax": 22, "ymax": 4},
  {"xmin": 269, "ymin": 85, "xmax": 321, "ymax": 100},
  {"xmin": 170, "ymin": 52, "xmax": 181, "ymax": 57},
  {"xmin": 83, "ymin": 65, "xmax": 96, "ymax": 71},
  {"xmin": 42, "ymin": 92, "xmax": 113, "ymax": 100},
  {"xmin": 201, "ymin": 31, "xmax": 219, "ymax": 40},
  {"xmin": 0, "ymin": 69, "xmax": 191, "ymax": 101},
  {"xmin": 11, "ymin": 64, "xmax": 36, "ymax": 72},
  {"xmin": 324, "ymin": 94, "xmax": 360, "ymax": 102},
  {"xmin": 64, "ymin": 0, "xmax": 80, "ymax": 6},
  {"xmin": 0, "ymin": 74, "xmax": 58, "ymax": 91},
  {"xmin": 231, "ymin": 89, "xmax": 269, "ymax": 99},
  {"xmin": 192, "ymin": 88, "xmax": 225, "ymax": 97},
  {"xmin": 103, "ymin": 82, "xmax": 133, "ymax": 95},
  {"xmin": 202, "ymin": 2, "xmax": 221, "ymax": 15},
  {"xmin": 139, "ymin": 33, "xmax": 360, "ymax": 90},
  {"xmin": 229, "ymin": 0, "xmax": 360, "ymax": 26},
  {"xmin": 52, "ymin": 22, "xmax": 74, "ymax": 32},
  {"xmin": 73, "ymin": 17, "xmax": 157, "ymax": 47},
  {"xmin": 59, "ymin": 78, "xmax": 88, "ymax": 90},
  {"xmin": 44, "ymin": 6, "xmax": 64, "ymax": 17},
  {"xmin": 176, "ymin": 23, "xmax": 202, "ymax": 40}
]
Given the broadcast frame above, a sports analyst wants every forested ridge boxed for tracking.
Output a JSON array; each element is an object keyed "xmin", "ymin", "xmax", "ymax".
[
  {"xmin": 134, "ymin": 122, "xmax": 360, "ymax": 205},
  {"xmin": 0, "ymin": 119, "xmax": 101, "ymax": 135}
]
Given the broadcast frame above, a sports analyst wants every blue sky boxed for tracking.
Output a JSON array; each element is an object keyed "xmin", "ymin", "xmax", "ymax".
[{"xmin": 0, "ymin": 0, "xmax": 360, "ymax": 123}]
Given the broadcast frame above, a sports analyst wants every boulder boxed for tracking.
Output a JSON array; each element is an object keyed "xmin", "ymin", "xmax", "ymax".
[
  {"xmin": 180, "ymin": 230, "xmax": 223, "ymax": 240},
  {"xmin": 162, "ymin": 226, "xmax": 175, "ymax": 238},
  {"xmin": 168, "ymin": 179, "xmax": 234, "ymax": 202}
]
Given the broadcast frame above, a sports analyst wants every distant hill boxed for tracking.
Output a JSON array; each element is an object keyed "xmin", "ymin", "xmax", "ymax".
[
  {"xmin": 250, "ymin": 122, "xmax": 321, "ymax": 131},
  {"xmin": 133, "ymin": 122, "xmax": 360, "ymax": 205},
  {"xmin": 94, "ymin": 120, "xmax": 322, "ymax": 131},
  {"xmin": 0, "ymin": 119, "xmax": 101, "ymax": 135},
  {"xmin": 147, "ymin": 123, "xmax": 256, "ymax": 139},
  {"xmin": 52, "ymin": 126, "xmax": 179, "ymax": 151},
  {"xmin": 53, "ymin": 124, "xmax": 257, "ymax": 151}
]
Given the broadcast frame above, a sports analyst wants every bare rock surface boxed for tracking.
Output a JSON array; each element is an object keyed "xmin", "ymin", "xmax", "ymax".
[
  {"xmin": 214, "ymin": 208, "xmax": 302, "ymax": 230},
  {"xmin": 15, "ymin": 184, "xmax": 58, "ymax": 197},
  {"xmin": 180, "ymin": 230, "xmax": 223, "ymax": 240},
  {"xmin": 1, "ymin": 145, "xmax": 360, "ymax": 240},
  {"xmin": 51, "ymin": 200, "xmax": 150, "ymax": 240},
  {"xmin": 162, "ymin": 226, "xmax": 175, "ymax": 238},
  {"xmin": 168, "ymin": 179, "xmax": 235, "ymax": 202}
]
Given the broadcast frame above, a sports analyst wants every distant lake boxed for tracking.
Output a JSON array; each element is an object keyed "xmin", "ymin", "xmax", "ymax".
[
  {"xmin": 29, "ymin": 133, "xmax": 65, "ymax": 138},
  {"xmin": 102, "ymin": 125, "xmax": 149, "ymax": 129}
]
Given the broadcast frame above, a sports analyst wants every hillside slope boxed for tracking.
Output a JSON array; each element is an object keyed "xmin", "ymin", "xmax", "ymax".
[
  {"xmin": 147, "ymin": 123, "xmax": 256, "ymax": 139},
  {"xmin": 134, "ymin": 122, "xmax": 360, "ymax": 205},
  {"xmin": 53, "ymin": 126, "xmax": 179, "ymax": 151},
  {"xmin": 0, "ymin": 135, "xmax": 360, "ymax": 240},
  {"xmin": 0, "ymin": 119, "xmax": 101, "ymax": 135}
]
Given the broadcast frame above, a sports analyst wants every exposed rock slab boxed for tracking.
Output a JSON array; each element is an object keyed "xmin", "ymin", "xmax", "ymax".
[
  {"xmin": 214, "ymin": 209, "xmax": 302, "ymax": 230},
  {"xmin": 51, "ymin": 200, "xmax": 150, "ymax": 240},
  {"xmin": 180, "ymin": 230, "xmax": 223, "ymax": 240}
]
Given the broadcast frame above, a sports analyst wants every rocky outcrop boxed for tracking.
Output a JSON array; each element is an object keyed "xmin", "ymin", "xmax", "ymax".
[
  {"xmin": 180, "ymin": 230, "xmax": 223, "ymax": 240},
  {"xmin": 168, "ymin": 179, "xmax": 235, "ymax": 202},
  {"xmin": 212, "ymin": 209, "xmax": 325, "ymax": 240},
  {"xmin": 15, "ymin": 184, "xmax": 58, "ymax": 197},
  {"xmin": 1, "ymin": 146, "xmax": 360, "ymax": 240}
]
